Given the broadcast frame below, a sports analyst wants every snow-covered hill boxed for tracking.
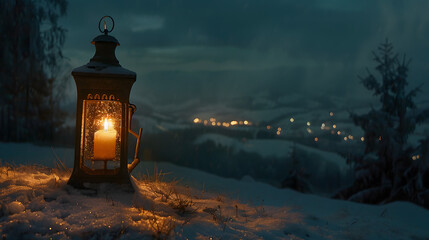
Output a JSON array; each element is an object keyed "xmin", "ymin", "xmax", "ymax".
[{"xmin": 1, "ymin": 161, "xmax": 428, "ymax": 240}]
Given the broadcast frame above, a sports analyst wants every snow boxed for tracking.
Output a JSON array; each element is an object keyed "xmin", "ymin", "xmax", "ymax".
[
  {"xmin": 194, "ymin": 133, "xmax": 349, "ymax": 172},
  {"xmin": 1, "ymin": 160, "xmax": 428, "ymax": 239},
  {"xmin": 0, "ymin": 142, "xmax": 74, "ymax": 168}
]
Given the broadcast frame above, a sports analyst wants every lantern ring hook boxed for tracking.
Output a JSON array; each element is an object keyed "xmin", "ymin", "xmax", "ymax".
[{"xmin": 98, "ymin": 16, "xmax": 115, "ymax": 35}]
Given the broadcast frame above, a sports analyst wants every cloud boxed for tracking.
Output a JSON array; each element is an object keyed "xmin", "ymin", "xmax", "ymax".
[
  {"xmin": 129, "ymin": 15, "xmax": 164, "ymax": 33},
  {"xmin": 62, "ymin": 0, "xmax": 429, "ymax": 105}
]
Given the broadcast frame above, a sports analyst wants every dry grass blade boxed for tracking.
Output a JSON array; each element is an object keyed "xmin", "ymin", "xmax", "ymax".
[{"xmin": 51, "ymin": 147, "xmax": 71, "ymax": 175}]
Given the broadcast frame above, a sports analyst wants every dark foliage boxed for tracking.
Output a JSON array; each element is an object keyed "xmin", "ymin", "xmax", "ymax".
[
  {"xmin": 281, "ymin": 143, "xmax": 312, "ymax": 193},
  {"xmin": 0, "ymin": 0, "xmax": 68, "ymax": 142},
  {"xmin": 334, "ymin": 40, "xmax": 429, "ymax": 209}
]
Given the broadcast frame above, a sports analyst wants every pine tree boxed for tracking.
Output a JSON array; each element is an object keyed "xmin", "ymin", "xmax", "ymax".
[
  {"xmin": 334, "ymin": 40, "xmax": 429, "ymax": 208},
  {"xmin": 281, "ymin": 143, "xmax": 312, "ymax": 193},
  {"xmin": 0, "ymin": 0, "xmax": 67, "ymax": 141}
]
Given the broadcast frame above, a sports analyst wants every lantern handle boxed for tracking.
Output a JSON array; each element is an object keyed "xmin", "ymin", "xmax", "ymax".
[
  {"xmin": 127, "ymin": 104, "xmax": 142, "ymax": 173},
  {"xmin": 98, "ymin": 16, "xmax": 115, "ymax": 35}
]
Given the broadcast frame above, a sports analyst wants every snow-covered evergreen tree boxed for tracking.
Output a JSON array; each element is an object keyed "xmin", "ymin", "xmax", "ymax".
[
  {"xmin": 281, "ymin": 143, "xmax": 312, "ymax": 193},
  {"xmin": 334, "ymin": 40, "xmax": 429, "ymax": 208}
]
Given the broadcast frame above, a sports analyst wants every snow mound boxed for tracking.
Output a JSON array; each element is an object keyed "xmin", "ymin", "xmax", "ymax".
[{"xmin": 0, "ymin": 164, "xmax": 428, "ymax": 240}]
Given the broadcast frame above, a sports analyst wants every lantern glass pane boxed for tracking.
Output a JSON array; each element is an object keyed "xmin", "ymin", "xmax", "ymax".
[{"xmin": 81, "ymin": 100, "xmax": 122, "ymax": 171}]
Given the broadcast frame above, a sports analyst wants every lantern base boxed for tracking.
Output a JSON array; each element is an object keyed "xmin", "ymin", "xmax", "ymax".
[
  {"xmin": 67, "ymin": 170, "xmax": 135, "ymax": 192},
  {"xmin": 68, "ymin": 181, "xmax": 135, "ymax": 194}
]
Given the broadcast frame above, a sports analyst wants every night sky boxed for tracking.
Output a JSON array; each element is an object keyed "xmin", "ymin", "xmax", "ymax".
[{"xmin": 61, "ymin": 0, "xmax": 429, "ymax": 105}]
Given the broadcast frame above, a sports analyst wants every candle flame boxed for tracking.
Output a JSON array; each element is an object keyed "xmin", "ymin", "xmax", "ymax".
[
  {"xmin": 104, "ymin": 21, "xmax": 107, "ymax": 30},
  {"xmin": 104, "ymin": 118, "xmax": 108, "ymax": 131}
]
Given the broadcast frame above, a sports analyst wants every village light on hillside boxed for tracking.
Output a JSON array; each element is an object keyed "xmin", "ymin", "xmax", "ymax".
[{"xmin": 68, "ymin": 16, "xmax": 142, "ymax": 189}]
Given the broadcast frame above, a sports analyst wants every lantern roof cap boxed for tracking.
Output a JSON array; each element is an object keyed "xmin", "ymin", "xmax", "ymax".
[
  {"xmin": 72, "ymin": 16, "xmax": 136, "ymax": 79},
  {"xmin": 91, "ymin": 34, "xmax": 120, "ymax": 46},
  {"xmin": 72, "ymin": 61, "xmax": 136, "ymax": 78}
]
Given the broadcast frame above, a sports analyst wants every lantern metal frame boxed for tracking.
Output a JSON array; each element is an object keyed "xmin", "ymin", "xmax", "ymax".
[{"xmin": 67, "ymin": 16, "xmax": 142, "ymax": 189}]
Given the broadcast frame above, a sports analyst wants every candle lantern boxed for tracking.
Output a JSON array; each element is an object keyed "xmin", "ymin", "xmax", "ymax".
[{"xmin": 68, "ymin": 16, "xmax": 142, "ymax": 188}]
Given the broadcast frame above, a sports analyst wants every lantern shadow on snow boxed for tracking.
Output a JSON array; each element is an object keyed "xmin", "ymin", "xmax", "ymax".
[{"xmin": 68, "ymin": 16, "xmax": 142, "ymax": 190}]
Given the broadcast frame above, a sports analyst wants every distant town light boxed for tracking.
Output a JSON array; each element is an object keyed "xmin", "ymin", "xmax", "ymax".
[
  {"xmin": 337, "ymin": 131, "xmax": 341, "ymax": 135},
  {"xmin": 266, "ymin": 125, "xmax": 271, "ymax": 130},
  {"xmin": 231, "ymin": 121, "xmax": 238, "ymax": 126},
  {"xmin": 217, "ymin": 122, "xmax": 221, "ymax": 126},
  {"xmin": 204, "ymin": 120, "xmax": 208, "ymax": 125},
  {"xmin": 277, "ymin": 127, "xmax": 282, "ymax": 131},
  {"xmin": 210, "ymin": 117, "xmax": 216, "ymax": 122},
  {"xmin": 244, "ymin": 120, "xmax": 249, "ymax": 125},
  {"xmin": 361, "ymin": 137, "xmax": 364, "ymax": 142},
  {"xmin": 314, "ymin": 137, "xmax": 319, "ymax": 142},
  {"xmin": 412, "ymin": 156, "xmax": 417, "ymax": 160},
  {"xmin": 330, "ymin": 112, "xmax": 334, "ymax": 117},
  {"xmin": 307, "ymin": 121, "xmax": 311, "ymax": 126},
  {"xmin": 239, "ymin": 121, "xmax": 243, "ymax": 125},
  {"xmin": 276, "ymin": 131, "xmax": 281, "ymax": 135},
  {"xmin": 290, "ymin": 118, "xmax": 295, "ymax": 123},
  {"xmin": 333, "ymin": 124, "xmax": 337, "ymax": 129},
  {"xmin": 344, "ymin": 137, "xmax": 347, "ymax": 141},
  {"xmin": 378, "ymin": 136, "xmax": 382, "ymax": 141},
  {"xmin": 307, "ymin": 128, "xmax": 312, "ymax": 134},
  {"xmin": 193, "ymin": 118, "xmax": 200, "ymax": 124},
  {"xmin": 211, "ymin": 122, "xmax": 216, "ymax": 126}
]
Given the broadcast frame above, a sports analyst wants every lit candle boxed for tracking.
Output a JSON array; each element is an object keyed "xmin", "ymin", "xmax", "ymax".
[{"xmin": 93, "ymin": 118, "xmax": 117, "ymax": 160}]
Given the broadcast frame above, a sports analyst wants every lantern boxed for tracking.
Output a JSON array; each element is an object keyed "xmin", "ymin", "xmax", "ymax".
[{"xmin": 68, "ymin": 16, "xmax": 142, "ymax": 189}]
